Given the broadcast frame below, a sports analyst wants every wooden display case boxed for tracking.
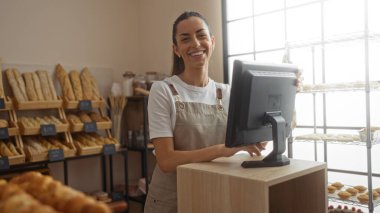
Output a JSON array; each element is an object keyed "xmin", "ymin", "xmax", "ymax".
[{"xmin": 177, "ymin": 154, "xmax": 327, "ymax": 213}]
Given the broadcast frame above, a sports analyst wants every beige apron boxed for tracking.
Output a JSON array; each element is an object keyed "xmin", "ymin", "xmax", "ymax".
[{"xmin": 144, "ymin": 83, "xmax": 227, "ymax": 213}]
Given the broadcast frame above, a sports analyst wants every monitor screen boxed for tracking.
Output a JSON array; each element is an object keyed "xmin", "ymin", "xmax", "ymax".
[{"xmin": 225, "ymin": 60, "xmax": 298, "ymax": 168}]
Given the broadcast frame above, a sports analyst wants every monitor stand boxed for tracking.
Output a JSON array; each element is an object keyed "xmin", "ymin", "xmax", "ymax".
[{"xmin": 241, "ymin": 111, "xmax": 290, "ymax": 168}]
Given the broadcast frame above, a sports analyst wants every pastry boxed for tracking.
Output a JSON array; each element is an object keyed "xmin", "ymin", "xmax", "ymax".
[
  {"xmin": 32, "ymin": 72, "xmax": 45, "ymax": 101},
  {"xmin": 55, "ymin": 64, "xmax": 75, "ymax": 101},
  {"xmin": 346, "ymin": 187, "xmax": 359, "ymax": 196},
  {"xmin": 353, "ymin": 185, "xmax": 367, "ymax": 193},
  {"xmin": 375, "ymin": 188, "xmax": 380, "ymax": 194},
  {"xmin": 78, "ymin": 112, "xmax": 92, "ymax": 123},
  {"xmin": 337, "ymin": 191, "xmax": 351, "ymax": 200},
  {"xmin": 366, "ymin": 190, "xmax": 379, "ymax": 199},
  {"xmin": 0, "ymin": 119, "xmax": 8, "ymax": 128},
  {"xmin": 357, "ymin": 194, "xmax": 369, "ymax": 204},
  {"xmin": 80, "ymin": 68, "xmax": 93, "ymax": 100},
  {"xmin": 69, "ymin": 70, "xmax": 83, "ymax": 100},
  {"xmin": 331, "ymin": 182, "xmax": 344, "ymax": 190},
  {"xmin": 327, "ymin": 185, "xmax": 337, "ymax": 194},
  {"xmin": 37, "ymin": 70, "xmax": 53, "ymax": 100}
]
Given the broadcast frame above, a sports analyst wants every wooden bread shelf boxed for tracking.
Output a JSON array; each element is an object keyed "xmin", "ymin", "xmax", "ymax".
[
  {"xmin": 14, "ymin": 98, "xmax": 63, "ymax": 110},
  {"xmin": 63, "ymin": 97, "xmax": 105, "ymax": 109},
  {"xmin": 70, "ymin": 119, "xmax": 112, "ymax": 132},
  {"xmin": 0, "ymin": 97, "xmax": 14, "ymax": 111},
  {"xmin": 18, "ymin": 122, "xmax": 70, "ymax": 135},
  {"xmin": 24, "ymin": 142, "xmax": 76, "ymax": 162}
]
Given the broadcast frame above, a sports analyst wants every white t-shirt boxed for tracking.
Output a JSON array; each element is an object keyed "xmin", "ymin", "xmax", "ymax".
[{"xmin": 148, "ymin": 75, "xmax": 231, "ymax": 140}]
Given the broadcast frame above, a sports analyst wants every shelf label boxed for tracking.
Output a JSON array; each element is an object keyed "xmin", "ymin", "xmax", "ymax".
[
  {"xmin": 79, "ymin": 100, "xmax": 92, "ymax": 111},
  {"xmin": 0, "ymin": 127, "xmax": 9, "ymax": 140},
  {"xmin": 48, "ymin": 149, "xmax": 64, "ymax": 162},
  {"xmin": 103, "ymin": 144, "xmax": 116, "ymax": 155},
  {"xmin": 0, "ymin": 157, "xmax": 10, "ymax": 170},
  {"xmin": 84, "ymin": 122, "xmax": 97, "ymax": 133},
  {"xmin": 0, "ymin": 98, "xmax": 5, "ymax": 109},
  {"xmin": 111, "ymin": 192, "xmax": 124, "ymax": 201},
  {"xmin": 40, "ymin": 124, "xmax": 57, "ymax": 136}
]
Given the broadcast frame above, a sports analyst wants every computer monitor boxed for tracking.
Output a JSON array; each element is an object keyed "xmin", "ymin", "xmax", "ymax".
[{"xmin": 225, "ymin": 60, "xmax": 298, "ymax": 168}]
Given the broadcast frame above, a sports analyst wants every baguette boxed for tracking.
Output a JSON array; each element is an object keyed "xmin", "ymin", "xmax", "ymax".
[
  {"xmin": 69, "ymin": 70, "xmax": 83, "ymax": 100},
  {"xmin": 45, "ymin": 70, "xmax": 58, "ymax": 100},
  {"xmin": 80, "ymin": 68, "xmax": 93, "ymax": 100},
  {"xmin": 37, "ymin": 70, "xmax": 53, "ymax": 100},
  {"xmin": 55, "ymin": 64, "xmax": 75, "ymax": 101},
  {"xmin": 0, "ymin": 141, "xmax": 14, "ymax": 156},
  {"xmin": 12, "ymin": 69, "xmax": 28, "ymax": 100},
  {"xmin": 81, "ymin": 67, "xmax": 102, "ymax": 100},
  {"xmin": 5, "ymin": 69, "xmax": 27, "ymax": 102},
  {"xmin": 32, "ymin": 72, "xmax": 45, "ymax": 101},
  {"xmin": 22, "ymin": 72, "xmax": 38, "ymax": 101},
  {"xmin": 6, "ymin": 142, "xmax": 19, "ymax": 156}
]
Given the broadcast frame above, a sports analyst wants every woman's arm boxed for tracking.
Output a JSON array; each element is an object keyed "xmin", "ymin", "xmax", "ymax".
[{"xmin": 152, "ymin": 137, "xmax": 266, "ymax": 173}]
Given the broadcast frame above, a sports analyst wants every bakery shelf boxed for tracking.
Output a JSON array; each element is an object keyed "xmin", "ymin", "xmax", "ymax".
[
  {"xmin": 63, "ymin": 97, "xmax": 105, "ymax": 109},
  {"xmin": 70, "ymin": 119, "xmax": 112, "ymax": 132},
  {"xmin": 0, "ymin": 97, "xmax": 14, "ymax": 111},
  {"xmin": 328, "ymin": 183, "xmax": 380, "ymax": 208},
  {"xmin": 294, "ymin": 133, "xmax": 380, "ymax": 146},
  {"xmin": 18, "ymin": 122, "xmax": 70, "ymax": 135},
  {"xmin": 14, "ymin": 98, "xmax": 63, "ymax": 110},
  {"xmin": 301, "ymin": 81, "xmax": 380, "ymax": 94}
]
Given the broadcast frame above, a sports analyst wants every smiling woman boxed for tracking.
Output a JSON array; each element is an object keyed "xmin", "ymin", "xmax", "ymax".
[{"xmin": 143, "ymin": 11, "xmax": 267, "ymax": 213}]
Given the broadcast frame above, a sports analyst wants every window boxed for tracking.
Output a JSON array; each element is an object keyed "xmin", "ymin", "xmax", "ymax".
[{"xmin": 222, "ymin": 0, "xmax": 380, "ymax": 198}]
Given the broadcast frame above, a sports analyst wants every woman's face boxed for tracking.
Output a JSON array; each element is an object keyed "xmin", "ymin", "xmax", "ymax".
[{"xmin": 173, "ymin": 17, "xmax": 215, "ymax": 70}]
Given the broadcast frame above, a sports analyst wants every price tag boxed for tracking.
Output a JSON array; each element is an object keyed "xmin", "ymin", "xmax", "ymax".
[
  {"xmin": 0, "ymin": 157, "xmax": 10, "ymax": 170},
  {"xmin": 79, "ymin": 100, "xmax": 92, "ymax": 111},
  {"xmin": 0, "ymin": 98, "xmax": 5, "ymax": 109},
  {"xmin": 103, "ymin": 144, "xmax": 116, "ymax": 155},
  {"xmin": 0, "ymin": 127, "xmax": 9, "ymax": 140},
  {"xmin": 48, "ymin": 149, "xmax": 64, "ymax": 162},
  {"xmin": 84, "ymin": 122, "xmax": 97, "ymax": 133},
  {"xmin": 40, "ymin": 124, "xmax": 57, "ymax": 136},
  {"xmin": 111, "ymin": 192, "xmax": 124, "ymax": 201}
]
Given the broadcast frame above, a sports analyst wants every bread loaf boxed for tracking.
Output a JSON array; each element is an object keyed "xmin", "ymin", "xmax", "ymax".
[
  {"xmin": 78, "ymin": 111, "xmax": 92, "ymax": 123},
  {"xmin": 82, "ymin": 67, "xmax": 101, "ymax": 100},
  {"xmin": 55, "ymin": 64, "xmax": 75, "ymax": 101},
  {"xmin": 69, "ymin": 70, "xmax": 83, "ymax": 100},
  {"xmin": 0, "ymin": 141, "xmax": 14, "ymax": 156},
  {"xmin": 5, "ymin": 69, "xmax": 27, "ymax": 102},
  {"xmin": 13, "ymin": 69, "xmax": 28, "ymax": 100},
  {"xmin": 67, "ymin": 114, "xmax": 82, "ymax": 124},
  {"xmin": 0, "ymin": 119, "xmax": 8, "ymax": 128},
  {"xmin": 89, "ymin": 112, "xmax": 104, "ymax": 122},
  {"xmin": 80, "ymin": 68, "xmax": 93, "ymax": 100},
  {"xmin": 46, "ymin": 71, "xmax": 58, "ymax": 100},
  {"xmin": 22, "ymin": 72, "xmax": 38, "ymax": 101},
  {"xmin": 37, "ymin": 70, "xmax": 53, "ymax": 100},
  {"xmin": 32, "ymin": 72, "xmax": 45, "ymax": 101}
]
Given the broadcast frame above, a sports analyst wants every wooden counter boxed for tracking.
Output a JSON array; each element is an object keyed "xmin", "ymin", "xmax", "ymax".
[{"xmin": 177, "ymin": 154, "xmax": 327, "ymax": 213}]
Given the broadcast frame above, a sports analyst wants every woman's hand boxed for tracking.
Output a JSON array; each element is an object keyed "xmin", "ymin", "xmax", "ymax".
[{"xmin": 219, "ymin": 141, "xmax": 268, "ymax": 157}]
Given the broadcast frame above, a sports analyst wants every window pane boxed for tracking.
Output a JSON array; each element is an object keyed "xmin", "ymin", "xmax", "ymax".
[
  {"xmin": 254, "ymin": 12, "xmax": 285, "ymax": 51},
  {"xmin": 324, "ymin": 0, "xmax": 364, "ymax": 38},
  {"xmin": 227, "ymin": 18, "xmax": 254, "ymax": 55},
  {"xmin": 287, "ymin": 4, "xmax": 321, "ymax": 44},
  {"xmin": 290, "ymin": 46, "xmax": 323, "ymax": 85},
  {"xmin": 369, "ymin": 40, "xmax": 380, "ymax": 81},
  {"xmin": 286, "ymin": 0, "xmax": 317, "ymax": 7},
  {"xmin": 228, "ymin": 54, "xmax": 254, "ymax": 84},
  {"xmin": 368, "ymin": 0, "xmax": 380, "ymax": 34},
  {"xmin": 226, "ymin": 0, "xmax": 253, "ymax": 20},
  {"xmin": 325, "ymin": 92, "xmax": 366, "ymax": 127},
  {"xmin": 295, "ymin": 94, "xmax": 324, "ymax": 126},
  {"xmin": 255, "ymin": 49, "xmax": 284, "ymax": 63},
  {"xmin": 254, "ymin": 0, "xmax": 283, "ymax": 14},
  {"xmin": 324, "ymin": 40, "xmax": 365, "ymax": 83}
]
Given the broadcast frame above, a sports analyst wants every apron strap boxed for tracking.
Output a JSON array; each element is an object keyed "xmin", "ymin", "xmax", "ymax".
[
  {"xmin": 164, "ymin": 81, "xmax": 185, "ymax": 110},
  {"xmin": 216, "ymin": 88, "xmax": 224, "ymax": 111}
]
